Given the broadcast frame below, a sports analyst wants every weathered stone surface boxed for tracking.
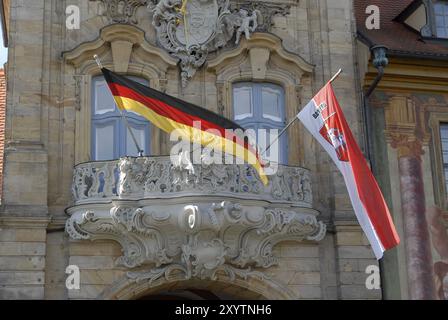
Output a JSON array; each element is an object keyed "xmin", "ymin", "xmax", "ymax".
[
  {"xmin": 69, "ymin": 256, "xmax": 117, "ymax": 270},
  {"xmin": 337, "ymin": 246, "xmax": 376, "ymax": 259},
  {"xmin": 0, "ymin": 242, "xmax": 46, "ymax": 256},
  {"xmin": 289, "ymin": 272, "xmax": 321, "ymax": 285},
  {"xmin": 69, "ymin": 241, "xmax": 122, "ymax": 257},
  {"xmin": 0, "ymin": 271, "xmax": 45, "ymax": 285},
  {"xmin": 0, "ymin": 286, "xmax": 45, "ymax": 300},
  {"xmin": 68, "ymin": 284, "xmax": 107, "ymax": 299},
  {"xmin": 0, "ymin": 256, "xmax": 45, "ymax": 271},
  {"xmin": 290, "ymin": 285, "xmax": 322, "ymax": 299},
  {"xmin": 340, "ymin": 285, "xmax": 381, "ymax": 300}
]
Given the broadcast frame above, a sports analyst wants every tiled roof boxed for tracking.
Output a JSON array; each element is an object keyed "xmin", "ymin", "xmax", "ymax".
[
  {"xmin": 355, "ymin": 0, "xmax": 448, "ymax": 58},
  {"xmin": 0, "ymin": 69, "xmax": 5, "ymax": 200}
]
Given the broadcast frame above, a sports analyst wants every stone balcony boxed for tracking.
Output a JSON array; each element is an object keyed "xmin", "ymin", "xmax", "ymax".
[{"xmin": 65, "ymin": 156, "xmax": 326, "ymax": 283}]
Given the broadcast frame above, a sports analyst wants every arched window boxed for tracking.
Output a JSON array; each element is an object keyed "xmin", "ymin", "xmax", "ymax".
[
  {"xmin": 435, "ymin": 1, "xmax": 448, "ymax": 38},
  {"xmin": 232, "ymin": 82, "xmax": 287, "ymax": 164},
  {"xmin": 91, "ymin": 76, "xmax": 151, "ymax": 161}
]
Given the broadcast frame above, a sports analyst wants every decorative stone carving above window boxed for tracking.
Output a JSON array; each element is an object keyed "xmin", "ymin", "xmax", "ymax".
[
  {"xmin": 230, "ymin": 1, "xmax": 291, "ymax": 32},
  {"xmin": 89, "ymin": 1, "xmax": 296, "ymax": 86},
  {"xmin": 95, "ymin": 0, "xmax": 149, "ymax": 24},
  {"xmin": 63, "ymin": 24, "xmax": 177, "ymax": 75},
  {"xmin": 148, "ymin": 0, "xmax": 263, "ymax": 87}
]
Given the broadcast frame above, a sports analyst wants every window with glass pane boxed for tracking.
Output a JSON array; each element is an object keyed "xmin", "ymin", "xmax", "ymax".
[
  {"xmin": 262, "ymin": 86, "xmax": 283, "ymax": 122},
  {"xmin": 232, "ymin": 82, "xmax": 287, "ymax": 164},
  {"xmin": 233, "ymin": 86, "xmax": 253, "ymax": 120},
  {"xmin": 435, "ymin": 2, "xmax": 448, "ymax": 38},
  {"xmin": 91, "ymin": 76, "xmax": 151, "ymax": 161},
  {"xmin": 441, "ymin": 123, "xmax": 448, "ymax": 193}
]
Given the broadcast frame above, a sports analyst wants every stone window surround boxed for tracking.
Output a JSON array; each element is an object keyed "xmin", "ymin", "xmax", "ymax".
[
  {"xmin": 91, "ymin": 75, "xmax": 152, "ymax": 160},
  {"xmin": 429, "ymin": 112, "xmax": 448, "ymax": 209},
  {"xmin": 63, "ymin": 24, "xmax": 178, "ymax": 164},
  {"xmin": 232, "ymin": 82, "xmax": 288, "ymax": 164},
  {"xmin": 421, "ymin": 0, "xmax": 448, "ymax": 38},
  {"xmin": 434, "ymin": 0, "xmax": 448, "ymax": 38},
  {"xmin": 207, "ymin": 32, "xmax": 313, "ymax": 166}
]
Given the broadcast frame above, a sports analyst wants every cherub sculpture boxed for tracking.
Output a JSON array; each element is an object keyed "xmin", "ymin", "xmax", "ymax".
[
  {"xmin": 235, "ymin": 9, "xmax": 259, "ymax": 44},
  {"xmin": 151, "ymin": 0, "xmax": 182, "ymax": 27}
]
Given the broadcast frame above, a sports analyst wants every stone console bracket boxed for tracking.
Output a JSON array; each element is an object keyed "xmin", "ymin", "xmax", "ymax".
[
  {"xmin": 66, "ymin": 156, "xmax": 326, "ymax": 282},
  {"xmin": 66, "ymin": 202, "xmax": 326, "ymax": 282}
]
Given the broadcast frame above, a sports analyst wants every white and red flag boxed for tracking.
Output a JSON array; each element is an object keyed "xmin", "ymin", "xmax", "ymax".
[{"xmin": 297, "ymin": 82, "xmax": 400, "ymax": 259}]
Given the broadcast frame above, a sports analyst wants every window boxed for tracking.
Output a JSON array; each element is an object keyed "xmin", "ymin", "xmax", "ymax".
[
  {"xmin": 91, "ymin": 76, "xmax": 151, "ymax": 161},
  {"xmin": 441, "ymin": 123, "xmax": 448, "ymax": 193},
  {"xmin": 233, "ymin": 82, "xmax": 287, "ymax": 164},
  {"xmin": 435, "ymin": 1, "xmax": 448, "ymax": 38}
]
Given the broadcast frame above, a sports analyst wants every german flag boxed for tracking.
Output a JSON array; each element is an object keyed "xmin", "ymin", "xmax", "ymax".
[{"xmin": 101, "ymin": 68, "xmax": 268, "ymax": 185}]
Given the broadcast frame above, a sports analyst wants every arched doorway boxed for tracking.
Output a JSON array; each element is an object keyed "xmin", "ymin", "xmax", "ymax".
[
  {"xmin": 99, "ymin": 274, "xmax": 296, "ymax": 300},
  {"xmin": 138, "ymin": 289, "xmax": 222, "ymax": 300}
]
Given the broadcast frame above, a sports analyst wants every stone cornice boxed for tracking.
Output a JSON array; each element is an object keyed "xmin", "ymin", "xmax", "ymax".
[
  {"xmin": 63, "ymin": 24, "xmax": 177, "ymax": 72},
  {"xmin": 0, "ymin": 215, "xmax": 50, "ymax": 228},
  {"xmin": 363, "ymin": 57, "xmax": 448, "ymax": 93}
]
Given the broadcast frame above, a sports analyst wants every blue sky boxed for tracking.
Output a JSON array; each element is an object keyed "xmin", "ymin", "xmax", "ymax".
[{"xmin": 0, "ymin": 23, "xmax": 7, "ymax": 65}]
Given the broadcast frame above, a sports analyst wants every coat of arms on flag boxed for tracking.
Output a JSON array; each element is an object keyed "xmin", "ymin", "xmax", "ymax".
[{"xmin": 318, "ymin": 115, "xmax": 349, "ymax": 163}]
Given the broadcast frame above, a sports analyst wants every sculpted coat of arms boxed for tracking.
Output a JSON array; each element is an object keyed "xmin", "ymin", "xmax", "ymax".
[{"xmin": 148, "ymin": 0, "xmax": 261, "ymax": 86}]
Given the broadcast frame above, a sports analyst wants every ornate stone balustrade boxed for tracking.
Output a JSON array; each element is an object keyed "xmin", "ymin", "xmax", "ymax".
[
  {"xmin": 71, "ymin": 156, "xmax": 313, "ymax": 206},
  {"xmin": 66, "ymin": 156, "xmax": 325, "ymax": 284}
]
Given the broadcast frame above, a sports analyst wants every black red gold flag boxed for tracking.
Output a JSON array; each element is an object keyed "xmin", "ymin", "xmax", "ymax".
[{"xmin": 101, "ymin": 67, "xmax": 268, "ymax": 185}]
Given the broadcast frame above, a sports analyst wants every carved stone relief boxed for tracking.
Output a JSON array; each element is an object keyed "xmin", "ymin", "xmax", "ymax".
[
  {"xmin": 148, "ymin": 0, "xmax": 263, "ymax": 86},
  {"xmin": 96, "ymin": 0, "xmax": 149, "ymax": 24},
  {"xmin": 66, "ymin": 202, "xmax": 326, "ymax": 283},
  {"xmin": 230, "ymin": 1, "xmax": 291, "ymax": 32},
  {"xmin": 71, "ymin": 156, "xmax": 313, "ymax": 206},
  {"xmin": 91, "ymin": 1, "xmax": 295, "ymax": 86},
  {"xmin": 67, "ymin": 156, "xmax": 325, "ymax": 284}
]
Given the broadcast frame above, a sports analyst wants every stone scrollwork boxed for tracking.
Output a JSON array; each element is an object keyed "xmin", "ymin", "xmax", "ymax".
[
  {"xmin": 66, "ymin": 210, "xmax": 98, "ymax": 240},
  {"xmin": 148, "ymin": 0, "xmax": 262, "ymax": 86},
  {"xmin": 66, "ymin": 202, "xmax": 326, "ymax": 282},
  {"xmin": 67, "ymin": 156, "xmax": 324, "ymax": 284},
  {"xmin": 91, "ymin": 1, "xmax": 292, "ymax": 86}
]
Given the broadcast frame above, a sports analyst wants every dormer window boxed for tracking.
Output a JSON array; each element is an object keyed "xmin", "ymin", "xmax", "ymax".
[
  {"xmin": 435, "ymin": 1, "xmax": 448, "ymax": 38},
  {"xmin": 398, "ymin": 0, "xmax": 448, "ymax": 40}
]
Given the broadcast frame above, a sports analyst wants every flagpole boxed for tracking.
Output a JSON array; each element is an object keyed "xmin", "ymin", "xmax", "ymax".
[
  {"xmin": 328, "ymin": 68, "xmax": 342, "ymax": 83},
  {"xmin": 261, "ymin": 69, "xmax": 342, "ymax": 157},
  {"xmin": 93, "ymin": 55, "xmax": 144, "ymax": 157},
  {"xmin": 262, "ymin": 117, "xmax": 297, "ymax": 155}
]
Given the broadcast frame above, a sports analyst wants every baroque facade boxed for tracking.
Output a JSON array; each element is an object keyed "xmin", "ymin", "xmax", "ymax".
[{"xmin": 0, "ymin": 0, "xmax": 446, "ymax": 300}]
